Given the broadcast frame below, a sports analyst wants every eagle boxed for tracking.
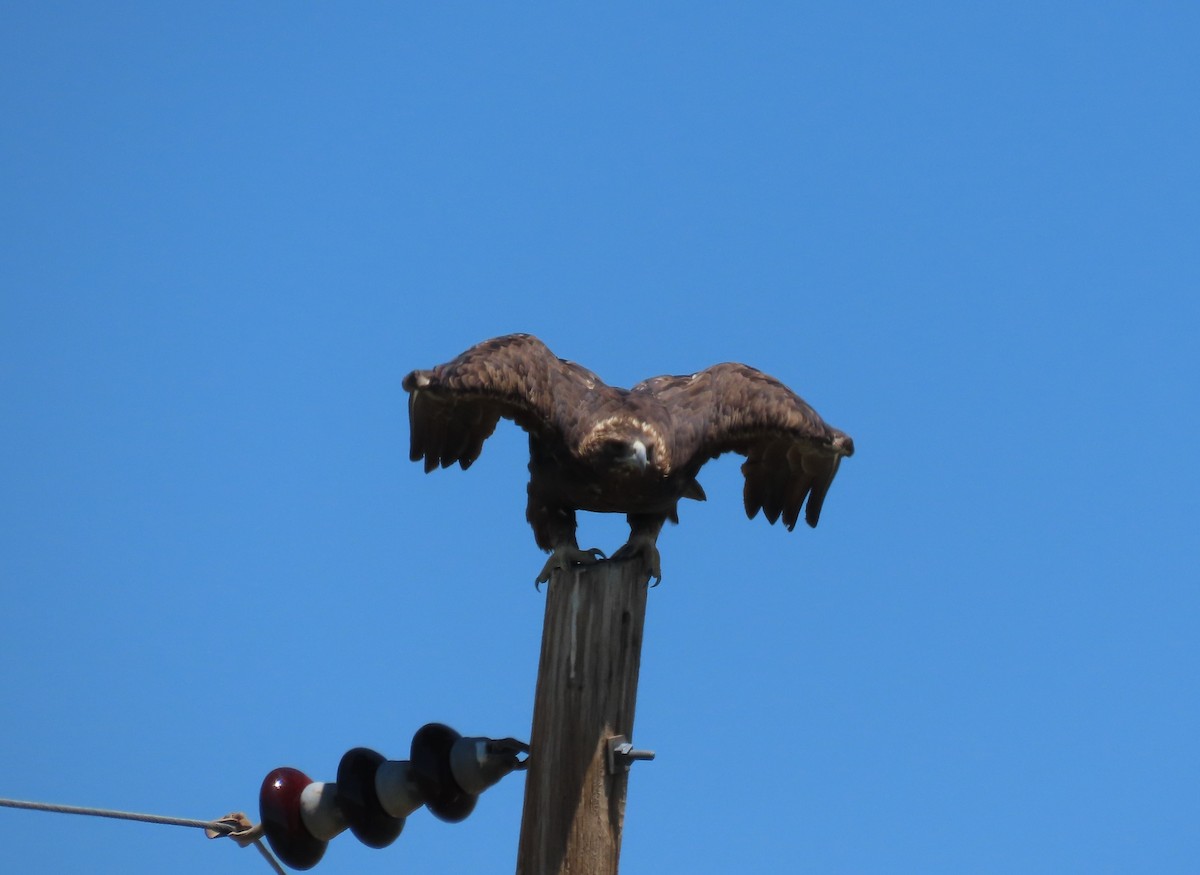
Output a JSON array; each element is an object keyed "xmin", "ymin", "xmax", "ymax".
[{"xmin": 403, "ymin": 334, "xmax": 854, "ymax": 585}]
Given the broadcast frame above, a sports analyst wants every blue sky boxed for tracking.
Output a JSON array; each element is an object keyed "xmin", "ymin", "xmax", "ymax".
[{"xmin": 2, "ymin": 3, "xmax": 1197, "ymax": 872}]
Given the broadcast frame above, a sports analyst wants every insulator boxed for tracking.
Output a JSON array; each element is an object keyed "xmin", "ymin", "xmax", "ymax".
[
  {"xmin": 410, "ymin": 723, "xmax": 477, "ymax": 823},
  {"xmin": 336, "ymin": 747, "xmax": 405, "ymax": 849},
  {"xmin": 259, "ymin": 768, "xmax": 330, "ymax": 871},
  {"xmin": 259, "ymin": 726, "xmax": 527, "ymax": 866},
  {"xmin": 374, "ymin": 758, "xmax": 424, "ymax": 820},
  {"xmin": 450, "ymin": 736, "xmax": 529, "ymax": 795}
]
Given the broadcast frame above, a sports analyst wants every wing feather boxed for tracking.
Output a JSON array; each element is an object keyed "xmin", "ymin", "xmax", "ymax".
[
  {"xmin": 403, "ymin": 334, "xmax": 612, "ymax": 471},
  {"xmin": 638, "ymin": 363, "xmax": 854, "ymax": 529}
]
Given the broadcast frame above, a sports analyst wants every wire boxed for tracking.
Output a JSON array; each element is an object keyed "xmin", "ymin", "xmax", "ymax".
[
  {"xmin": 0, "ymin": 796, "xmax": 286, "ymax": 874},
  {"xmin": 1, "ymin": 797, "xmax": 233, "ymax": 830}
]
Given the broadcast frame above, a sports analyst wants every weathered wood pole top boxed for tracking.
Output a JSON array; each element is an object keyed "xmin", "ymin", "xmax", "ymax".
[{"xmin": 516, "ymin": 559, "xmax": 650, "ymax": 875}]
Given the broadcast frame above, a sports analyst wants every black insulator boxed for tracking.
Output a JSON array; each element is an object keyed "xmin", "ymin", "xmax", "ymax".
[
  {"xmin": 336, "ymin": 747, "xmax": 405, "ymax": 848},
  {"xmin": 410, "ymin": 723, "xmax": 477, "ymax": 823}
]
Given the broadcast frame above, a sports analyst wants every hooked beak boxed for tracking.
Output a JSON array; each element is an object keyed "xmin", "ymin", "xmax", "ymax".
[
  {"xmin": 632, "ymin": 439, "xmax": 648, "ymax": 470},
  {"xmin": 620, "ymin": 439, "xmax": 648, "ymax": 472}
]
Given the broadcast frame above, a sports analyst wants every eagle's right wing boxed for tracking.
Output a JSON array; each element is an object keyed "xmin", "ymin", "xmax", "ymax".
[{"xmin": 403, "ymin": 334, "xmax": 609, "ymax": 472}]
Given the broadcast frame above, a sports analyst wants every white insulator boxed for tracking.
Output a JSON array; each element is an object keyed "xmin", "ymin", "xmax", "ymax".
[
  {"xmin": 298, "ymin": 781, "xmax": 347, "ymax": 841},
  {"xmin": 450, "ymin": 737, "xmax": 511, "ymax": 796},
  {"xmin": 375, "ymin": 759, "xmax": 424, "ymax": 819}
]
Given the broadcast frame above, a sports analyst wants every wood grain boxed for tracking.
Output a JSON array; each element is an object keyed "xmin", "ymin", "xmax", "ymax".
[{"xmin": 516, "ymin": 559, "xmax": 650, "ymax": 875}]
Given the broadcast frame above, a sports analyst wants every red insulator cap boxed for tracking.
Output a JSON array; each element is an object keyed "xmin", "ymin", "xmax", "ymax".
[{"xmin": 260, "ymin": 767, "xmax": 328, "ymax": 870}]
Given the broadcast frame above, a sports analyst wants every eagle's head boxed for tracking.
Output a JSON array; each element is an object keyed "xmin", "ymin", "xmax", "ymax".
[{"xmin": 579, "ymin": 417, "xmax": 667, "ymax": 477}]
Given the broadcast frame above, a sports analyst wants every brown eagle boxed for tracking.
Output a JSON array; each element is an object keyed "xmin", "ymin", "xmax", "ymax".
[{"xmin": 403, "ymin": 334, "xmax": 854, "ymax": 585}]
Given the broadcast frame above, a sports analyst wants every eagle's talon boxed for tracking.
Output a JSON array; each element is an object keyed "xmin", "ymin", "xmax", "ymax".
[
  {"xmin": 535, "ymin": 544, "xmax": 607, "ymax": 588},
  {"xmin": 610, "ymin": 538, "xmax": 662, "ymax": 587}
]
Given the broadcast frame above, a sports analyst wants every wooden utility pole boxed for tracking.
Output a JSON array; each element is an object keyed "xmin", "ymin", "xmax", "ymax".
[{"xmin": 516, "ymin": 559, "xmax": 650, "ymax": 875}]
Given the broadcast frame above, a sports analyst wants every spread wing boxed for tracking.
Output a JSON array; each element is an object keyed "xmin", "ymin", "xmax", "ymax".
[
  {"xmin": 402, "ymin": 334, "xmax": 614, "ymax": 472},
  {"xmin": 637, "ymin": 364, "xmax": 855, "ymax": 530}
]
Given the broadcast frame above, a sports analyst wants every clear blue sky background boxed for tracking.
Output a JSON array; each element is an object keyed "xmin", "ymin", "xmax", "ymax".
[{"xmin": 2, "ymin": 4, "xmax": 1197, "ymax": 873}]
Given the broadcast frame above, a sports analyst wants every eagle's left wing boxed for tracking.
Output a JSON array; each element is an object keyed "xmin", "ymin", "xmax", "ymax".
[{"xmin": 638, "ymin": 364, "xmax": 854, "ymax": 531}]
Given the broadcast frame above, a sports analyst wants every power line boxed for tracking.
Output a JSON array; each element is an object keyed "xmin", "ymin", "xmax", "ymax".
[{"xmin": 0, "ymin": 796, "xmax": 285, "ymax": 874}]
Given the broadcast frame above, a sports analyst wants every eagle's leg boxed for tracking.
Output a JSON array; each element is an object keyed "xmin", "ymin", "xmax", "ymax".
[{"xmin": 611, "ymin": 513, "xmax": 666, "ymax": 586}]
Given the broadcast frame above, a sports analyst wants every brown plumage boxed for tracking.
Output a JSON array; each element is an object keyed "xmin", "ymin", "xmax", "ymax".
[{"xmin": 403, "ymin": 334, "xmax": 854, "ymax": 584}]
